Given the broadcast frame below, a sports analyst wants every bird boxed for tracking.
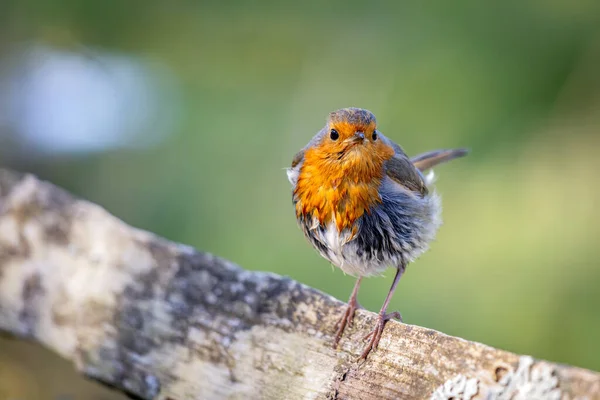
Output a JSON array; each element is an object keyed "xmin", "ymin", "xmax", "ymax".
[{"xmin": 286, "ymin": 107, "xmax": 467, "ymax": 359}]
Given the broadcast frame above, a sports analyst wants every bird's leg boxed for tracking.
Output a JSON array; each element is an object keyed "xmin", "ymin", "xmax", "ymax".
[
  {"xmin": 360, "ymin": 265, "xmax": 405, "ymax": 359},
  {"xmin": 333, "ymin": 277, "xmax": 363, "ymax": 349}
]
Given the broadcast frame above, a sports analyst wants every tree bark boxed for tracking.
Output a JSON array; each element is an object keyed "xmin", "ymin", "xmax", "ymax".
[{"xmin": 0, "ymin": 169, "xmax": 598, "ymax": 400}]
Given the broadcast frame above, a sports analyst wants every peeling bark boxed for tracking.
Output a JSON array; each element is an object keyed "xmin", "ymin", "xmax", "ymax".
[{"xmin": 0, "ymin": 169, "xmax": 598, "ymax": 400}]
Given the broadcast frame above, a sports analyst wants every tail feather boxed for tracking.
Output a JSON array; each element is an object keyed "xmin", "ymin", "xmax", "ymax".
[{"xmin": 411, "ymin": 148, "xmax": 468, "ymax": 171}]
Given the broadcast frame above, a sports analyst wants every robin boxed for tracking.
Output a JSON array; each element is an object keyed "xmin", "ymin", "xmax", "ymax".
[{"xmin": 287, "ymin": 107, "xmax": 467, "ymax": 359}]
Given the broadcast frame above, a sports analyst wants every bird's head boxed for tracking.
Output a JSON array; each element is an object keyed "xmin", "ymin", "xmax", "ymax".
[{"xmin": 310, "ymin": 108, "xmax": 394, "ymax": 172}]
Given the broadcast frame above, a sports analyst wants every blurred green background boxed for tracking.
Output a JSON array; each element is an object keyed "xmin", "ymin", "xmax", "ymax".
[{"xmin": 1, "ymin": 0, "xmax": 600, "ymax": 398}]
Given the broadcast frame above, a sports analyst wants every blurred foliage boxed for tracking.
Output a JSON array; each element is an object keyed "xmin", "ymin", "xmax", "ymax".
[{"xmin": 1, "ymin": 0, "xmax": 600, "ymax": 398}]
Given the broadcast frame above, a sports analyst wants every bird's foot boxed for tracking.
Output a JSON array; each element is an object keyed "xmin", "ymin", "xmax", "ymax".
[
  {"xmin": 332, "ymin": 300, "xmax": 362, "ymax": 349},
  {"xmin": 359, "ymin": 311, "xmax": 402, "ymax": 360}
]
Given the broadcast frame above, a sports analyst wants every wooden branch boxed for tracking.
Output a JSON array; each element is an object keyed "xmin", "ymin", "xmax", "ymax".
[{"xmin": 0, "ymin": 168, "xmax": 598, "ymax": 400}]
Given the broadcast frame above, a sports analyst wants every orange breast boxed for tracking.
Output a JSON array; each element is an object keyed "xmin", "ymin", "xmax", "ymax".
[{"xmin": 294, "ymin": 144, "xmax": 394, "ymax": 232}]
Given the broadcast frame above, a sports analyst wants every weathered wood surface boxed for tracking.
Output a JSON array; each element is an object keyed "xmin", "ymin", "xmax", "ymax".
[{"xmin": 0, "ymin": 168, "xmax": 598, "ymax": 400}]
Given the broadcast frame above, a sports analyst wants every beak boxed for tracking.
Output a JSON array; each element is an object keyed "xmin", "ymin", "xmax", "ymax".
[{"xmin": 352, "ymin": 131, "xmax": 365, "ymax": 142}]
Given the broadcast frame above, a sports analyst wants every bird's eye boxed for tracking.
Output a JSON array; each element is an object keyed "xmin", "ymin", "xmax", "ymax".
[
  {"xmin": 330, "ymin": 129, "xmax": 339, "ymax": 140},
  {"xmin": 372, "ymin": 131, "xmax": 378, "ymax": 141}
]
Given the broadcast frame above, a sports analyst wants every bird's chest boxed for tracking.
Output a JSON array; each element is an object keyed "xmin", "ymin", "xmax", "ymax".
[{"xmin": 294, "ymin": 177, "xmax": 382, "ymax": 233}]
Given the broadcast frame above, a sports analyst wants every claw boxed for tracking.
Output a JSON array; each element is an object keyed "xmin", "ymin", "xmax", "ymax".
[
  {"xmin": 333, "ymin": 300, "xmax": 361, "ymax": 348},
  {"xmin": 359, "ymin": 311, "xmax": 402, "ymax": 360},
  {"xmin": 332, "ymin": 277, "xmax": 363, "ymax": 349}
]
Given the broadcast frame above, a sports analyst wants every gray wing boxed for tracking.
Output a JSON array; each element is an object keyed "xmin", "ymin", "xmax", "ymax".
[
  {"xmin": 378, "ymin": 132, "xmax": 428, "ymax": 196},
  {"xmin": 385, "ymin": 154, "xmax": 428, "ymax": 196}
]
